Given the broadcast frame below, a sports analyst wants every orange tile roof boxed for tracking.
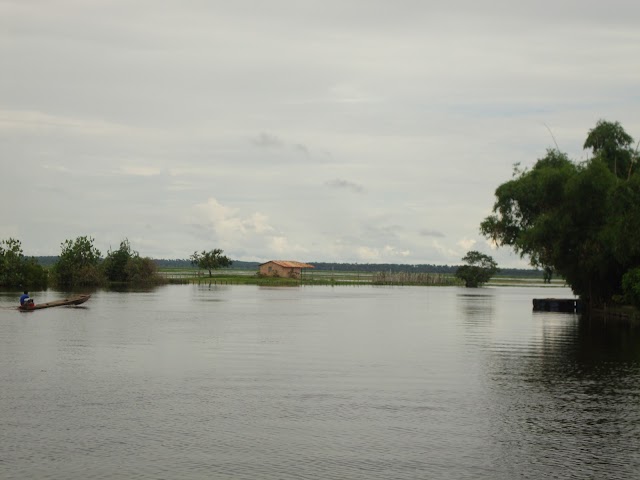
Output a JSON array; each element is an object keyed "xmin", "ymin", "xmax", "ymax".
[{"xmin": 260, "ymin": 260, "xmax": 314, "ymax": 269}]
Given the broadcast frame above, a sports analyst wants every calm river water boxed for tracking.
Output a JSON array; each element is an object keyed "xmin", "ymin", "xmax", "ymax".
[{"xmin": 1, "ymin": 285, "xmax": 639, "ymax": 479}]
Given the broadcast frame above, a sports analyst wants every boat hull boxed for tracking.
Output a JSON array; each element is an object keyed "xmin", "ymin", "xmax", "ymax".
[{"xmin": 18, "ymin": 294, "xmax": 91, "ymax": 311}]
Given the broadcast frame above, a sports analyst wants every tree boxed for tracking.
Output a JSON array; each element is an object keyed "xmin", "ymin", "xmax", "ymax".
[
  {"xmin": 102, "ymin": 239, "xmax": 136, "ymax": 282},
  {"xmin": 101, "ymin": 238, "xmax": 164, "ymax": 284},
  {"xmin": 0, "ymin": 238, "xmax": 25, "ymax": 287},
  {"xmin": 481, "ymin": 120, "xmax": 639, "ymax": 306},
  {"xmin": 0, "ymin": 238, "xmax": 48, "ymax": 288},
  {"xmin": 124, "ymin": 256, "xmax": 160, "ymax": 284},
  {"xmin": 584, "ymin": 120, "xmax": 635, "ymax": 178},
  {"xmin": 52, "ymin": 236, "xmax": 103, "ymax": 287},
  {"xmin": 455, "ymin": 251, "xmax": 499, "ymax": 288},
  {"xmin": 190, "ymin": 249, "xmax": 232, "ymax": 277}
]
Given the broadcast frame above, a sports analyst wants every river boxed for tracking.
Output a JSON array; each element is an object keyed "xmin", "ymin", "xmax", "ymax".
[{"xmin": 1, "ymin": 285, "xmax": 639, "ymax": 479}]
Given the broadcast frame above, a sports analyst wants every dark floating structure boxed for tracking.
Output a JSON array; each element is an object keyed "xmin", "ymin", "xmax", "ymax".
[{"xmin": 533, "ymin": 298, "xmax": 583, "ymax": 313}]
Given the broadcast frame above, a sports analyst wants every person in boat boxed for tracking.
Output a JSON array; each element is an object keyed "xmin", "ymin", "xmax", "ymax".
[{"xmin": 20, "ymin": 291, "xmax": 34, "ymax": 307}]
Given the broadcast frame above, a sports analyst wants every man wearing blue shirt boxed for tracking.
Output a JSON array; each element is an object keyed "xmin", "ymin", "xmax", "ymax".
[{"xmin": 20, "ymin": 291, "xmax": 31, "ymax": 306}]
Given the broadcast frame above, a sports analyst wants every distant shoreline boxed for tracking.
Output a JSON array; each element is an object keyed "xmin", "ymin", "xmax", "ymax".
[{"xmin": 31, "ymin": 256, "xmax": 544, "ymax": 278}]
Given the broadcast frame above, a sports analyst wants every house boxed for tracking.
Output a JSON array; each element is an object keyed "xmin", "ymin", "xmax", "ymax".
[{"xmin": 259, "ymin": 260, "xmax": 314, "ymax": 279}]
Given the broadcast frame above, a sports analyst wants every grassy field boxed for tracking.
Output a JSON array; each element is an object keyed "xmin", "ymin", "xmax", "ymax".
[{"xmin": 487, "ymin": 276, "xmax": 567, "ymax": 287}]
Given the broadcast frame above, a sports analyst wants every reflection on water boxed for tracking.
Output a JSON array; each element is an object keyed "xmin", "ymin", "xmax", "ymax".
[
  {"xmin": 457, "ymin": 292, "xmax": 495, "ymax": 341},
  {"xmin": 484, "ymin": 313, "xmax": 640, "ymax": 479},
  {"xmin": 1, "ymin": 285, "xmax": 639, "ymax": 479}
]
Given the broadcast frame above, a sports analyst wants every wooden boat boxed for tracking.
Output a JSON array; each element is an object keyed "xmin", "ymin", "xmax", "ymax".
[{"xmin": 18, "ymin": 294, "xmax": 91, "ymax": 311}]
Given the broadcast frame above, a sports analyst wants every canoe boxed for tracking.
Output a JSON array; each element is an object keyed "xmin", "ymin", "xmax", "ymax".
[{"xmin": 18, "ymin": 294, "xmax": 91, "ymax": 311}]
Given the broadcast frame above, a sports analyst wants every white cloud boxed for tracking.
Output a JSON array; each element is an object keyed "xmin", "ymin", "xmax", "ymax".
[
  {"xmin": 268, "ymin": 236, "xmax": 307, "ymax": 256},
  {"xmin": 431, "ymin": 240, "xmax": 461, "ymax": 260},
  {"xmin": 383, "ymin": 245, "xmax": 411, "ymax": 257},
  {"xmin": 356, "ymin": 246, "xmax": 381, "ymax": 261},
  {"xmin": 190, "ymin": 198, "xmax": 299, "ymax": 258},
  {"xmin": 326, "ymin": 83, "xmax": 380, "ymax": 104},
  {"xmin": 118, "ymin": 166, "xmax": 162, "ymax": 176},
  {"xmin": 354, "ymin": 245, "xmax": 411, "ymax": 262},
  {"xmin": 245, "ymin": 212, "xmax": 274, "ymax": 235},
  {"xmin": 192, "ymin": 198, "xmax": 251, "ymax": 240},
  {"xmin": 0, "ymin": 108, "xmax": 150, "ymax": 137},
  {"xmin": 457, "ymin": 238, "xmax": 477, "ymax": 252},
  {"xmin": 42, "ymin": 164, "xmax": 70, "ymax": 173},
  {"xmin": 167, "ymin": 180, "xmax": 196, "ymax": 192}
]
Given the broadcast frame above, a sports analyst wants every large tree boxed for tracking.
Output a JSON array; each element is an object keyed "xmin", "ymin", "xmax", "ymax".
[
  {"xmin": 481, "ymin": 120, "xmax": 639, "ymax": 306},
  {"xmin": 102, "ymin": 238, "xmax": 162, "ymax": 284},
  {"xmin": 191, "ymin": 249, "xmax": 232, "ymax": 277},
  {"xmin": 455, "ymin": 251, "xmax": 499, "ymax": 288},
  {"xmin": 102, "ymin": 239, "xmax": 135, "ymax": 282},
  {"xmin": 52, "ymin": 236, "xmax": 103, "ymax": 287}
]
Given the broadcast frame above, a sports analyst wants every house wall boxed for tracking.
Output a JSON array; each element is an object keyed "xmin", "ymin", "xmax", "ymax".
[{"xmin": 259, "ymin": 262, "xmax": 302, "ymax": 278}]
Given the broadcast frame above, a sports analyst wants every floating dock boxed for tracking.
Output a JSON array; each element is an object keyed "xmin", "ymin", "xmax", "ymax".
[{"xmin": 532, "ymin": 298, "xmax": 583, "ymax": 313}]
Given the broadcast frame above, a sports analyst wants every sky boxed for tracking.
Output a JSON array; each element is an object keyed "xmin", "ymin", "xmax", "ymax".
[{"xmin": 1, "ymin": 0, "xmax": 639, "ymax": 267}]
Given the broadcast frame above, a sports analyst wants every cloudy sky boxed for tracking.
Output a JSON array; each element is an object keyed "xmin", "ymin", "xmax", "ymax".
[{"xmin": 1, "ymin": 1, "xmax": 639, "ymax": 266}]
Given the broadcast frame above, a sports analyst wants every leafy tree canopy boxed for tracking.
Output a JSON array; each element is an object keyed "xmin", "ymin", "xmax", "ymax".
[
  {"xmin": 455, "ymin": 250, "xmax": 499, "ymax": 288},
  {"xmin": 481, "ymin": 120, "xmax": 640, "ymax": 306},
  {"xmin": 0, "ymin": 238, "xmax": 48, "ymax": 289},
  {"xmin": 191, "ymin": 249, "xmax": 232, "ymax": 277},
  {"xmin": 52, "ymin": 236, "xmax": 103, "ymax": 287},
  {"xmin": 102, "ymin": 239, "xmax": 138, "ymax": 282},
  {"xmin": 584, "ymin": 120, "xmax": 635, "ymax": 178},
  {"xmin": 103, "ymin": 239, "xmax": 163, "ymax": 284}
]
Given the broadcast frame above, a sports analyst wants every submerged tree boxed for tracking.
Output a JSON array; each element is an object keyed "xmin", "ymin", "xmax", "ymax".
[
  {"xmin": 481, "ymin": 119, "xmax": 640, "ymax": 307},
  {"xmin": 52, "ymin": 236, "xmax": 103, "ymax": 287},
  {"xmin": 102, "ymin": 239, "xmax": 135, "ymax": 283},
  {"xmin": 190, "ymin": 249, "xmax": 232, "ymax": 277},
  {"xmin": 124, "ymin": 256, "xmax": 160, "ymax": 284},
  {"xmin": 0, "ymin": 238, "xmax": 48, "ymax": 288},
  {"xmin": 102, "ymin": 239, "xmax": 164, "ymax": 285},
  {"xmin": 455, "ymin": 251, "xmax": 499, "ymax": 288}
]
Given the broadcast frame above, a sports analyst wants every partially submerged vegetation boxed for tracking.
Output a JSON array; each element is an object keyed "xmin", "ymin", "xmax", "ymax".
[
  {"xmin": 159, "ymin": 267, "xmax": 555, "ymax": 287},
  {"xmin": 455, "ymin": 251, "xmax": 499, "ymax": 288},
  {"xmin": 51, "ymin": 237, "xmax": 166, "ymax": 288},
  {"xmin": 371, "ymin": 271, "xmax": 459, "ymax": 286},
  {"xmin": 482, "ymin": 120, "xmax": 640, "ymax": 311},
  {"xmin": 164, "ymin": 271, "xmax": 462, "ymax": 287},
  {"xmin": 0, "ymin": 236, "xmax": 166, "ymax": 290},
  {"xmin": 0, "ymin": 238, "xmax": 48, "ymax": 289}
]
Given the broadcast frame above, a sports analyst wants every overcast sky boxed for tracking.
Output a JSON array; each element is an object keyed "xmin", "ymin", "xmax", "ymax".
[{"xmin": 2, "ymin": 1, "xmax": 639, "ymax": 266}]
